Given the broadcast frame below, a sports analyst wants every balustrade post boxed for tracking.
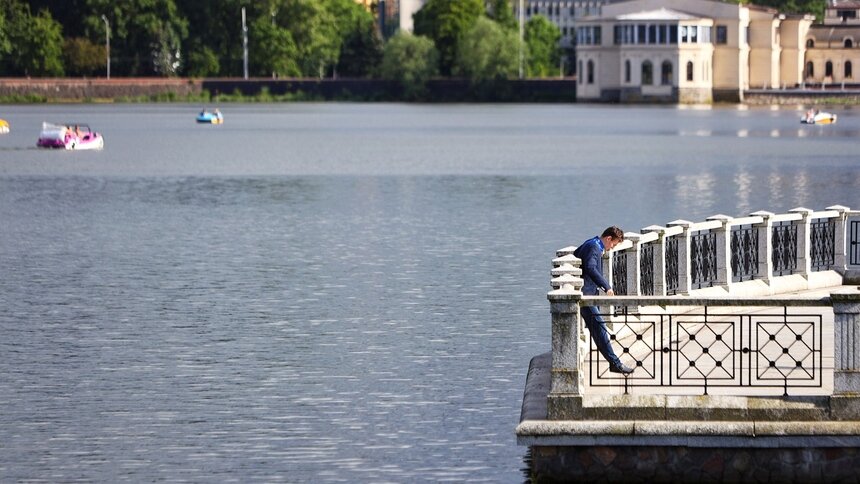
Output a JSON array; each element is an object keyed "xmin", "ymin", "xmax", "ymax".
[
  {"xmin": 831, "ymin": 289, "xmax": 860, "ymax": 419},
  {"xmin": 707, "ymin": 214, "xmax": 733, "ymax": 289},
  {"xmin": 751, "ymin": 210, "xmax": 775, "ymax": 285},
  {"xmin": 827, "ymin": 205, "xmax": 851, "ymax": 272},
  {"xmin": 668, "ymin": 219, "xmax": 693, "ymax": 295},
  {"xmin": 625, "ymin": 233, "xmax": 642, "ymax": 296},
  {"xmin": 547, "ymin": 269, "xmax": 586, "ymax": 419},
  {"xmin": 642, "ymin": 225, "xmax": 667, "ymax": 296},
  {"xmin": 790, "ymin": 207, "xmax": 814, "ymax": 277}
]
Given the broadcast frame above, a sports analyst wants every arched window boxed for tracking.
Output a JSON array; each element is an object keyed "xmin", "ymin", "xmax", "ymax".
[
  {"xmin": 806, "ymin": 39, "xmax": 815, "ymax": 48},
  {"xmin": 845, "ymin": 38, "xmax": 854, "ymax": 48},
  {"xmin": 686, "ymin": 61, "xmax": 694, "ymax": 81},
  {"xmin": 826, "ymin": 61, "xmax": 834, "ymax": 77},
  {"xmin": 641, "ymin": 60, "xmax": 653, "ymax": 85},
  {"xmin": 846, "ymin": 61, "xmax": 853, "ymax": 78},
  {"xmin": 625, "ymin": 60, "xmax": 631, "ymax": 83},
  {"xmin": 587, "ymin": 60, "xmax": 594, "ymax": 84},
  {"xmin": 661, "ymin": 60, "xmax": 673, "ymax": 85},
  {"xmin": 806, "ymin": 61, "xmax": 814, "ymax": 78}
]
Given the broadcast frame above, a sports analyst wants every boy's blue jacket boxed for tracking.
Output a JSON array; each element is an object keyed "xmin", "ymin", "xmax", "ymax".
[{"xmin": 573, "ymin": 236, "xmax": 612, "ymax": 296}]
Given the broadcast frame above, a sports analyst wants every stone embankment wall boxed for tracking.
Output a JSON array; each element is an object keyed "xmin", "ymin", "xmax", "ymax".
[
  {"xmin": 0, "ymin": 78, "xmax": 578, "ymax": 102},
  {"xmin": 744, "ymin": 88, "xmax": 860, "ymax": 105},
  {"xmin": 0, "ymin": 78, "xmax": 203, "ymax": 99},
  {"xmin": 532, "ymin": 445, "xmax": 860, "ymax": 483}
]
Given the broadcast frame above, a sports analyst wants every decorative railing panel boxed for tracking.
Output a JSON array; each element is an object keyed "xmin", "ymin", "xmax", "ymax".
[
  {"xmin": 811, "ymin": 218, "xmax": 836, "ymax": 271},
  {"xmin": 612, "ymin": 251, "xmax": 628, "ymax": 295},
  {"xmin": 587, "ymin": 308, "xmax": 823, "ymax": 396},
  {"xmin": 665, "ymin": 237, "xmax": 679, "ymax": 295},
  {"xmin": 731, "ymin": 225, "xmax": 759, "ymax": 282},
  {"xmin": 772, "ymin": 221, "xmax": 798, "ymax": 276},
  {"xmin": 850, "ymin": 220, "xmax": 860, "ymax": 266},
  {"xmin": 640, "ymin": 244, "xmax": 655, "ymax": 296},
  {"xmin": 690, "ymin": 230, "xmax": 717, "ymax": 289}
]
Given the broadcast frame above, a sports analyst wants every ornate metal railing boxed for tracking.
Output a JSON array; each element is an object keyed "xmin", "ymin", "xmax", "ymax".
[
  {"xmin": 583, "ymin": 298, "xmax": 827, "ymax": 396},
  {"xmin": 612, "ymin": 251, "xmax": 628, "ymax": 295},
  {"xmin": 811, "ymin": 217, "xmax": 836, "ymax": 272},
  {"xmin": 731, "ymin": 225, "xmax": 759, "ymax": 282},
  {"xmin": 640, "ymin": 243, "xmax": 655, "ymax": 296},
  {"xmin": 849, "ymin": 220, "xmax": 860, "ymax": 266},
  {"xmin": 665, "ymin": 236, "xmax": 679, "ymax": 295},
  {"xmin": 772, "ymin": 221, "xmax": 798, "ymax": 276},
  {"xmin": 691, "ymin": 230, "xmax": 717, "ymax": 289}
]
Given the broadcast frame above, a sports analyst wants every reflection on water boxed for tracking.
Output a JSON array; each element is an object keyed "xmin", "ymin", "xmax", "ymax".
[{"xmin": 0, "ymin": 104, "xmax": 858, "ymax": 482}]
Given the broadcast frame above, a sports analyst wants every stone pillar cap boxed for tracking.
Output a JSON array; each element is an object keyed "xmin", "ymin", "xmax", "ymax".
[
  {"xmin": 750, "ymin": 210, "xmax": 775, "ymax": 218},
  {"xmin": 548, "ymin": 289, "xmax": 583, "ymax": 300},
  {"xmin": 623, "ymin": 232, "xmax": 641, "ymax": 242},
  {"xmin": 641, "ymin": 224, "xmax": 666, "ymax": 233},
  {"xmin": 790, "ymin": 207, "xmax": 814, "ymax": 215},
  {"xmin": 826, "ymin": 205, "xmax": 851, "ymax": 213},
  {"xmin": 553, "ymin": 253, "xmax": 580, "ymax": 265},
  {"xmin": 831, "ymin": 287, "xmax": 860, "ymax": 302},
  {"xmin": 667, "ymin": 219, "xmax": 693, "ymax": 228},
  {"xmin": 706, "ymin": 214, "xmax": 733, "ymax": 222}
]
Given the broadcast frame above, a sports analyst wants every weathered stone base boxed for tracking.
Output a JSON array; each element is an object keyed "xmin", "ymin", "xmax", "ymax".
[{"xmin": 530, "ymin": 445, "xmax": 860, "ymax": 483}]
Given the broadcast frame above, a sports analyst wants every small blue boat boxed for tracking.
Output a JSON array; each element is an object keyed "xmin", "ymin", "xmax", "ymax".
[{"xmin": 196, "ymin": 109, "xmax": 224, "ymax": 124}]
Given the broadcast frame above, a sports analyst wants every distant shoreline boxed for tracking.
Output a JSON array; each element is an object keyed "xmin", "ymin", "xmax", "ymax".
[{"xmin": 1, "ymin": 78, "xmax": 858, "ymax": 105}]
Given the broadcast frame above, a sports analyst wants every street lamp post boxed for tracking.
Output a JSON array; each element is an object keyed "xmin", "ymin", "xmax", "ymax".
[
  {"xmin": 101, "ymin": 15, "xmax": 110, "ymax": 79},
  {"xmin": 242, "ymin": 7, "xmax": 248, "ymax": 80},
  {"xmin": 519, "ymin": 0, "xmax": 524, "ymax": 79}
]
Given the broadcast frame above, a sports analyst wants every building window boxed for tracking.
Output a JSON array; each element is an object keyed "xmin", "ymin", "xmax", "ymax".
[
  {"xmin": 838, "ymin": 9, "xmax": 858, "ymax": 22},
  {"xmin": 845, "ymin": 38, "xmax": 854, "ymax": 48},
  {"xmin": 587, "ymin": 60, "xmax": 594, "ymax": 84},
  {"xmin": 661, "ymin": 61, "xmax": 673, "ymax": 85},
  {"xmin": 847, "ymin": 61, "xmax": 854, "ymax": 78},
  {"xmin": 578, "ymin": 60, "xmax": 583, "ymax": 83},
  {"xmin": 716, "ymin": 25, "xmax": 727, "ymax": 44},
  {"xmin": 806, "ymin": 61, "xmax": 814, "ymax": 78},
  {"xmin": 669, "ymin": 25, "xmax": 678, "ymax": 44},
  {"xmin": 642, "ymin": 61, "xmax": 653, "ymax": 85},
  {"xmin": 826, "ymin": 61, "xmax": 834, "ymax": 77},
  {"xmin": 686, "ymin": 61, "xmax": 694, "ymax": 81},
  {"xmin": 806, "ymin": 39, "xmax": 815, "ymax": 48},
  {"xmin": 625, "ymin": 60, "xmax": 631, "ymax": 82}
]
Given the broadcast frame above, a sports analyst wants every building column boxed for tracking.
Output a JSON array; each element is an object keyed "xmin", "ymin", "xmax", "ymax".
[
  {"xmin": 751, "ymin": 210, "xmax": 776, "ymax": 286},
  {"xmin": 707, "ymin": 214, "xmax": 733, "ymax": 289},
  {"xmin": 831, "ymin": 289, "xmax": 860, "ymax": 419}
]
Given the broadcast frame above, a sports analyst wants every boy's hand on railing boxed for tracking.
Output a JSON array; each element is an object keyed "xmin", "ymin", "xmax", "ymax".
[{"xmin": 605, "ymin": 289, "xmax": 615, "ymax": 296}]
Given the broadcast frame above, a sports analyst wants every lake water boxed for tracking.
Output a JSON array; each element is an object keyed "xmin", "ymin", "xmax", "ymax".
[{"xmin": 0, "ymin": 103, "xmax": 858, "ymax": 482}]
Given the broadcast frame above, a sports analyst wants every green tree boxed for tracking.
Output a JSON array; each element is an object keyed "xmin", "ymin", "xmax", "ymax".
[
  {"xmin": 83, "ymin": 0, "xmax": 188, "ymax": 76},
  {"xmin": 525, "ymin": 15, "xmax": 561, "ymax": 77},
  {"xmin": 280, "ymin": 0, "xmax": 340, "ymax": 77},
  {"xmin": 323, "ymin": 0, "xmax": 382, "ymax": 77},
  {"xmin": 453, "ymin": 16, "xmax": 519, "ymax": 82},
  {"xmin": 0, "ymin": 1, "xmax": 65, "ymax": 77},
  {"xmin": 0, "ymin": 8, "xmax": 10, "ymax": 58},
  {"xmin": 486, "ymin": 0, "xmax": 517, "ymax": 31},
  {"xmin": 380, "ymin": 31, "xmax": 439, "ymax": 99},
  {"xmin": 413, "ymin": 0, "xmax": 484, "ymax": 76},
  {"xmin": 185, "ymin": 42, "xmax": 220, "ymax": 77},
  {"xmin": 249, "ymin": 15, "xmax": 300, "ymax": 77},
  {"xmin": 63, "ymin": 37, "xmax": 107, "ymax": 76}
]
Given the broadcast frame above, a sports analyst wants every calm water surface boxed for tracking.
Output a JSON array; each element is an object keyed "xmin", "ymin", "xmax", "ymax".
[{"xmin": 1, "ymin": 103, "xmax": 859, "ymax": 482}]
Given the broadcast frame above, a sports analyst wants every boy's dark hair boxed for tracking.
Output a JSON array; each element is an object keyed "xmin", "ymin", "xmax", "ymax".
[{"xmin": 601, "ymin": 226, "xmax": 624, "ymax": 240}]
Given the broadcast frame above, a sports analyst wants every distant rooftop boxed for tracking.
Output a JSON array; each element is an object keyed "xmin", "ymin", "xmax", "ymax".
[{"xmin": 615, "ymin": 7, "xmax": 700, "ymax": 20}]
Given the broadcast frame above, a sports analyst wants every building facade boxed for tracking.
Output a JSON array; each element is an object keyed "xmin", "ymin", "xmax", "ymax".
[
  {"xmin": 573, "ymin": 0, "xmax": 820, "ymax": 102},
  {"xmin": 804, "ymin": 0, "xmax": 860, "ymax": 85}
]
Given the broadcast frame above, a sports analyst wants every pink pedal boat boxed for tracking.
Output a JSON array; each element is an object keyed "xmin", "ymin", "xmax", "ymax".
[{"xmin": 37, "ymin": 123, "xmax": 105, "ymax": 150}]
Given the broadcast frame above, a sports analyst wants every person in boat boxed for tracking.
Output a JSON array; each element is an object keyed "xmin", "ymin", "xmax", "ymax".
[
  {"xmin": 214, "ymin": 108, "xmax": 221, "ymax": 118},
  {"xmin": 573, "ymin": 226, "xmax": 634, "ymax": 375}
]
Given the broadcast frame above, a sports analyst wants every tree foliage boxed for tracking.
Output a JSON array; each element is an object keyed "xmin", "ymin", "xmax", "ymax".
[
  {"xmin": 380, "ymin": 32, "xmax": 439, "ymax": 99},
  {"xmin": 413, "ymin": 0, "xmax": 485, "ymax": 76},
  {"xmin": 83, "ymin": 0, "xmax": 188, "ymax": 76},
  {"xmin": 454, "ymin": 17, "xmax": 519, "ymax": 82},
  {"xmin": 525, "ymin": 15, "xmax": 561, "ymax": 78},
  {"xmin": 249, "ymin": 16, "xmax": 299, "ymax": 78},
  {"xmin": 64, "ymin": 37, "xmax": 107, "ymax": 77},
  {"xmin": 0, "ymin": 1, "xmax": 65, "ymax": 77},
  {"xmin": 486, "ymin": 0, "xmax": 517, "ymax": 31}
]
